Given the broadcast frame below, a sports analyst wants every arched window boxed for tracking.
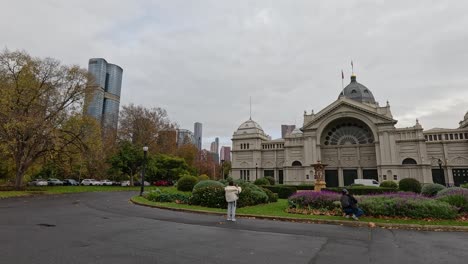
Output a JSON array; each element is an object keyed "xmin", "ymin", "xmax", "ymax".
[
  {"xmin": 292, "ymin": 161, "xmax": 302, "ymax": 166},
  {"xmin": 351, "ymin": 89, "xmax": 357, "ymax": 94},
  {"xmin": 402, "ymin": 158, "xmax": 417, "ymax": 165}
]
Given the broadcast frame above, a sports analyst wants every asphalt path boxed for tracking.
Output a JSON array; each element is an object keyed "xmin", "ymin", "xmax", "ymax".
[{"xmin": 0, "ymin": 191, "xmax": 467, "ymax": 264}]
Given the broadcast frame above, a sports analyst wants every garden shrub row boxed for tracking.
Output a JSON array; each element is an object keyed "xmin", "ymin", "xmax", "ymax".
[
  {"xmin": 288, "ymin": 191, "xmax": 340, "ymax": 210},
  {"xmin": 145, "ymin": 189, "xmax": 190, "ymax": 204},
  {"xmin": 324, "ymin": 186, "xmax": 397, "ymax": 195},
  {"xmin": 261, "ymin": 185, "xmax": 297, "ymax": 198}
]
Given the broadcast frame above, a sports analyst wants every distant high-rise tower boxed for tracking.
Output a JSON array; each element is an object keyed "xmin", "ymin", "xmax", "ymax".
[
  {"xmin": 85, "ymin": 58, "xmax": 123, "ymax": 130},
  {"xmin": 194, "ymin": 122, "xmax": 203, "ymax": 150},
  {"xmin": 220, "ymin": 146, "xmax": 231, "ymax": 162},
  {"xmin": 176, "ymin": 129, "xmax": 195, "ymax": 146},
  {"xmin": 281, "ymin": 125, "xmax": 296, "ymax": 138},
  {"xmin": 210, "ymin": 137, "xmax": 219, "ymax": 154}
]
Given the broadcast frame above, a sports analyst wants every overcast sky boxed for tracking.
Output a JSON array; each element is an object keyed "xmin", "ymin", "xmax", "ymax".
[{"xmin": 2, "ymin": 0, "xmax": 468, "ymax": 149}]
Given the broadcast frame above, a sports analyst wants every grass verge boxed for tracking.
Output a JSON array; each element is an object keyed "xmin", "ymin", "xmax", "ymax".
[{"xmin": 132, "ymin": 196, "xmax": 468, "ymax": 228}]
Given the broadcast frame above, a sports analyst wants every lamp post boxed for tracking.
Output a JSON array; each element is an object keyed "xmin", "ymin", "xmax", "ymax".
[
  {"xmin": 438, "ymin": 158, "xmax": 445, "ymax": 186},
  {"xmin": 255, "ymin": 163, "xmax": 258, "ymax": 180},
  {"xmin": 221, "ymin": 159, "xmax": 225, "ymax": 179},
  {"xmin": 140, "ymin": 146, "xmax": 148, "ymax": 196}
]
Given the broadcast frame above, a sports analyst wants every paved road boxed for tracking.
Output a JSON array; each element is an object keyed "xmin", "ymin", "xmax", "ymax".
[{"xmin": 0, "ymin": 192, "xmax": 467, "ymax": 264}]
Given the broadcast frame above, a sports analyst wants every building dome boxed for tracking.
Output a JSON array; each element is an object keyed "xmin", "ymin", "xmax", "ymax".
[
  {"xmin": 339, "ymin": 75, "xmax": 376, "ymax": 104},
  {"xmin": 235, "ymin": 119, "xmax": 266, "ymax": 135}
]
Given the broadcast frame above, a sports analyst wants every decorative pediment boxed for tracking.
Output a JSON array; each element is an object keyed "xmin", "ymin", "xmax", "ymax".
[{"xmin": 302, "ymin": 98, "xmax": 397, "ymax": 130}]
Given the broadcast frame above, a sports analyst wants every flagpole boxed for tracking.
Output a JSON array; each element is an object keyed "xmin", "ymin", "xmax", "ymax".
[{"xmin": 341, "ymin": 70, "xmax": 344, "ymax": 96}]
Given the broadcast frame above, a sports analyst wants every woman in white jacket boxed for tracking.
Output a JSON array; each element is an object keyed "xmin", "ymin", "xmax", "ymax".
[{"xmin": 225, "ymin": 181, "xmax": 242, "ymax": 221}]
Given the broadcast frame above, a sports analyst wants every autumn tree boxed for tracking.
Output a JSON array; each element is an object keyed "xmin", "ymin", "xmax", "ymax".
[
  {"xmin": 118, "ymin": 104, "xmax": 177, "ymax": 154},
  {"xmin": 0, "ymin": 50, "xmax": 91, "ymax": 189}
]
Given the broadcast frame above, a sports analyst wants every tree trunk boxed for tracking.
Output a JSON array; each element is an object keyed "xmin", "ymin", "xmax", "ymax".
[{"xmin": 15, "ymin": 167, "xmax": 25, "ymax": 190}]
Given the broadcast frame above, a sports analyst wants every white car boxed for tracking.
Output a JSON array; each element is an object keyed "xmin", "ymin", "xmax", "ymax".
[
  {"xmin": 81, "ymin": 179, "xmax": 101, "ymax": 186},
  {"xmin": 121, "ymin": 181, "xmax": 130, "ymax": 187},
  {"xmin": 354, "ymin": 179, "xmax": 380, "ymax": 187},
  {"xmin": 28, "ymin": 179, "xmax": 48, "ymax": 186},
  {"xmin": 101, "ymin": 180, "xmax": 113, "ymax": 186}
]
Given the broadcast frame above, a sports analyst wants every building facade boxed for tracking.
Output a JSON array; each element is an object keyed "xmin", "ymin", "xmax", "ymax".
[
  {"xmin": 194, "ymin": 122, "xmax": 203, "ymax": 150},
  {"xmin": 231, "ymin": 74, "xmax": 468, "ymax": 186},
  {"xmin": 85, "ymin": 58, "xmax": 123, "ymax": 130}
]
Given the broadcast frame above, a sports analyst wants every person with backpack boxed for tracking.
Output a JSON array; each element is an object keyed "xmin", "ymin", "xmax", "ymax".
[
  {"xmin": 340, "ymin": 188, "xmax": 363, "ymax": 220},
  {"xmin": 225, "ymin": 181, "xmax": 242, "ymax": 221}
]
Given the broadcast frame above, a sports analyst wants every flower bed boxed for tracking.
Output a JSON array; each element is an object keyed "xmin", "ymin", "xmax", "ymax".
[{"xmin": 289, "ymin": 191, "xmax": 340, "ymax": 210}]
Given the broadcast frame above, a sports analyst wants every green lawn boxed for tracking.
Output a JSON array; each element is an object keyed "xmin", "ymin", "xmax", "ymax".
[
  {"xmin": 0, "ymin": 185, "xmax": 170, "ymax": 198},
  {"xmin": 132, "ymin": 196, "xmax": 468, "ymax": 227}
]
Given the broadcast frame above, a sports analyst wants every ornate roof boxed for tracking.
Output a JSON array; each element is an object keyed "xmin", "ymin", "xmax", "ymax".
[
  {"xmin": 235, "ymin": 119, "xmax": 266, "ymax": 135},
  {"xmin": 338, "ymin": 74, "xmax": 376, "ymax": 104}
]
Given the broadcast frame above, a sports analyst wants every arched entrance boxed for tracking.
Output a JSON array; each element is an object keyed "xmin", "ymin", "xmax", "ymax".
[{"xmin": 320, "ymin": 117, "xmax": 377, "ymax": 187}]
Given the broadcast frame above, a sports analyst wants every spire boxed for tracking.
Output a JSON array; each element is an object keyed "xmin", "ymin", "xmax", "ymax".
[{"xmin": 249, "ymin": 96, "xmax": 252, "ymax": 120}]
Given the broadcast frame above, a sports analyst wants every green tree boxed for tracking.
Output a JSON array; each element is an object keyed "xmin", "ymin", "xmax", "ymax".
[
  {"xmin": 0, "ymin": 50, "xmax": 90, "ymax": 189},
  {"xmin": 146, "ymin": 154, "xmax": 190, "ymax": 182},
  {"xmin": 108, "ymin": 141, "xmax": 143, "ymax": 186}
]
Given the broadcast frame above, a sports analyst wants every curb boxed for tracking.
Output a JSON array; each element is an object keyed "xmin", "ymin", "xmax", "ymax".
[{"xmin": 130, "ymin": 198, "xmax": 468, "ymax": 232}]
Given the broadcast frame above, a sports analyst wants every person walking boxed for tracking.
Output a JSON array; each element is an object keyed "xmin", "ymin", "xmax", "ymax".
[
  {"xmin": 225, "ymin": 181, "xmax": 242, "ymax": 221},
  {"xmin": 340, "ymin": 188, "xmax": 363, "ymax": 220}
]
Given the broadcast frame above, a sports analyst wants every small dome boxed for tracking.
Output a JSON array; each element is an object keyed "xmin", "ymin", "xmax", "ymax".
[
  {"xmin": 236, "ymin": 119, "xmax": 265, "ymax": 135},
  {"xmin": 339, "ymin": 75, "xmax": 376, "ymax": 104}
]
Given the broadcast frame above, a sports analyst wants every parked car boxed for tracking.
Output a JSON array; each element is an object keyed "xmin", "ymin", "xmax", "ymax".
[
  {"xmin": 28, "ymin": 179, "xmax": 48, "ymax": 186},
  {"xmin": 135, "ymin": 180, "xmax": 150, "ymax": 186},
  {"xmin": 101, "ymin": 180, "xmax": 113, "ymax": 186},
  {"xmin": 353, "ymin": 179, "xmax": 380, "ymax": 187},
  {"xmin": 121, "ymin": 181, "xmax": 130, "ymax": 187},
  {"xmin": 81, "ymin": 179, "xmax": 101, "ymax": 186},
  {"xmin": 63, "ymin": 179, "xmax": 79, "ymax": 186},
  {"xmin": 47, "ymin": 178, "xmax": 64, "ymax": 186}
]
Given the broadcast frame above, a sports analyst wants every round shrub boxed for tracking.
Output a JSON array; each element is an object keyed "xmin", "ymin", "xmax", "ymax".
[
  {"xmin": 398, "ymin": 178, "xmax": 421, "ymax": 193},
  {"xmin": 190, "ymin": 185, "xmax": 227, "ymax": 208},
  {"xmin": 176, "ymin": 175, "xmax": 198, "ymax": 192},
  {"xmin": 265, "ymin": 176, "xmax": 275, "ymax": 185},
  {"xmin": 237, "ymin": 181, "xmax": 269, "ymax": 207},
  {"xmin": 262, "ymin": 187, "xmax": 278, "ymax": 203},
  {"xmin": 193, "ymin": 180, "xmax": 224, "ymax": 192},
  {"xmin": 254, "ymin": 177, "xmax": 270, "ymax": 186},
  {"xmin": 421, "ymin": 183, "xmax": 446, "ymax": 197},
  {"xmin": 197, "ymin": 174, "xmax": 210, "ymax": 181},
  {"xmin": 380, "ymin": 180, "xmax": 398, "ymax": 189},
  {"xmin": 436, "ymin": 187, "xmax": 468, "ymax": 212}
]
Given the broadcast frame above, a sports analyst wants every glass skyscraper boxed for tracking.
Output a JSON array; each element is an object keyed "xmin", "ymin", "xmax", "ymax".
[{"xmin": 86, "ymin": 58, "xmax": 123, "ymax": 130}]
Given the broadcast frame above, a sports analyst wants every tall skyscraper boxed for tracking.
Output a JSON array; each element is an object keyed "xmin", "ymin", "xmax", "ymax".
[
  {"xmin": 220, "ymin": 146, "xmax": 231, "ymax": 162},
  {"xmin": 194, "ymin": 122, "xmax": 203, "ymax": 150},
  {"xmin": 281, "ymin": 125, "xmax": 296, "ymax": 138},
  {"xmin": 210, "ymin": 137, "xmax": 219, "ymax": 154},
  {"xmin": 176, "ymin": 129, "xmax": 195, "ymax": 146},
  {"xmin": 85, "ymin": 58, "xmax": 123, "ymax": 130}
]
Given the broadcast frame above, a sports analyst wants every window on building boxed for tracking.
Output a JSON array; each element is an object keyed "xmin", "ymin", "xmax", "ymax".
[
  {"xmin": 292, "ymin": 161, "xmax": 302, "ymax": 166},
  {"xmin": 383, "ymin": 175, "xmax": 387, "ymax": 180},
  {"xmin": 455, "ymin": 134, "xmax": 459, "ymax": 140},
  {"xmin": 393, "ymin": 175, "xmax": 398, "ymax": 180},
  {"xmin": 429, "ymin": 135, "xmax": 433, "ymax": 141},
  {"xmin": 445, "ymin": 134, "xmax": 449, "ymax": 140},
  {"xmin": 450, "ymin": 134, "xmax": 454, "ymax": 140},
  {"xmin": 402, "ymin": 158, "xmax": 417, "ymax": 165},
  {"xmin": 306, "ymin": 174, "xmax": 310, "ymax": 180},
  {"xmin": 438, "ymin": 134, "xmax": 442, "ymax": 140}
]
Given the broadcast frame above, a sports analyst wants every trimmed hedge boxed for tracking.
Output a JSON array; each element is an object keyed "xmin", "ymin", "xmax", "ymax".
[
  {"xmin": 197, "ymin": 174, "xmax": 210, "ymax": 181},
  {"xmin": 145, "ymin": 189, "xmax": 190, "ymax": 204},
  {"xmin": 193, "ymin": 180, "xmax": 224, "ymax": 192},
  {"xmin": 261, "ymin": 185, "xmax": 297, "ymax": 199},
  {"xmin": 324, "ymin": 186, "xmax": 398, "ymax": 195},
  {"xmin": 261, "ymin": 187, "xmax": 278, "ymax": 203},
  {"xmin": 190, "ymin": 185, "xmax": 227, "ymax": 208},
  {"xmin": 398, "ymin": 178, "xmax": 421, "ymax": 193},
  {"xmin": 177, "ymin": 175, "xmax": 198, "ymax": 192},
  {"xmin": 254, "ymin": 177, "xmax": 270, "ymax": 186},
  {"xmin": 436, "ymin": 187, "xmax": 468, "ymax": 213},
  {"xmin": 359, "ymin": 196, "xmax": 458, "ymax": 219},
  {"xmin": 421, "ymin": 183, "xmax": 446, "ymax": 197},
  {"xmin": 264, "ymin": 176, "xmax": 275, "ymax": 185},
  {"xmin": 380, "ymin": 180, "xmax": 398, "ymax": 189}
]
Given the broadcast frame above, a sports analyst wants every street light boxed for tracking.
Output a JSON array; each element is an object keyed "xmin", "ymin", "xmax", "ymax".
[
  {"xmin": 438, "ymin": 159, "xmax": 445, "ymax": 186},
  {"xmin": 221, "ymin": 159, "xmax": 225, "ymax": 179},
  {"xmin": 140, "ymin": 146, "xmax": 148, "ymax": 196}
]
